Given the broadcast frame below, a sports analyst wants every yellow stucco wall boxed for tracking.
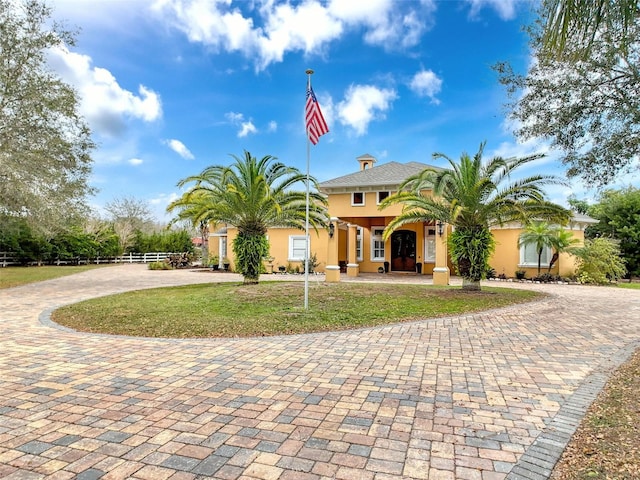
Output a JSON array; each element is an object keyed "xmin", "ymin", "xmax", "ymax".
[
  {"xmin": 489, "ymin": 227, "xmax": 585, "ymax": 279},
  {"xmin": 327, "ymin": 192, "xmax": 401, "ymax": 218},
  {"xmin": 209, "ymin": 226, "xmax": 330, "ymax": 274}
]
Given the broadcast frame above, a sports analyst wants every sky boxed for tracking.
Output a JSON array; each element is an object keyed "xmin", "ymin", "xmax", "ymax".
[{"xmin": 45, "ymin": 0, "xmax": 639, "ymax": 223}]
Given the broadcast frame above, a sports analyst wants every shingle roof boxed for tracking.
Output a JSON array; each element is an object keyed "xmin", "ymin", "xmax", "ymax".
[{"xmin": 318, "ymin": 161, "xmax": 440, "ymax": 192}]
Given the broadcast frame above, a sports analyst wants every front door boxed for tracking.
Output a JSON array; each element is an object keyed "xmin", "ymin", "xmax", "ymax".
[{"xmin": 391, "ymin": 230, "xmax": 416, "ymax": 272}]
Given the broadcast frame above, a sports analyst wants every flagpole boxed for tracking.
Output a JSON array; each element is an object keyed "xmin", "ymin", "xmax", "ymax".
[{"xmin": 304, "ymin": 69, "xmax": 313, "ymax": 310}]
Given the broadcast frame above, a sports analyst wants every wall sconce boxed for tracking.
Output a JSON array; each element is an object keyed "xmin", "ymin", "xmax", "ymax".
[
  {"xmin": 436, "ymin": 220, "xmax": 444, "ymax": 237},
  {"xmin": 329, "ymin": 222, "xmax": 335, "ymax": 238}
]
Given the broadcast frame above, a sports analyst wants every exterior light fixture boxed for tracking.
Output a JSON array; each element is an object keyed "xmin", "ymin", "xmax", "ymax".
[
  {"xmin": 437, "ymin": 220, "xmax": 444, "ymax": 237},
  {"xmin": 329, "ymin": 222, "xmax": 335, "ymax": 238}
]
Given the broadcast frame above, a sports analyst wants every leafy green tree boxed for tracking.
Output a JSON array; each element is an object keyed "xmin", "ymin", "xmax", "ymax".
[
  {"xmin": 587, "ymin": 187, "xmax": 640, "ymax": 279},
  {"xmin": 539, "ymin": 0, "xmax": 639, "ymax": 60},
  {"xmin": 0, "ymin": 0, "xmax": 95, "ymax": 235},
  {"xmin": 574, "ymin": 238, "xmax": 626, "ymax": 284},
  {"xmin": 495, "ymin": 3, "xmax": 640, "ymax": 186},
  {"xmin": 381, "ymin": 142, "xmax": 569, "ymax": 291},
  {"xmin": 168, "ymin": 151, "xmax": 328, "ymax": 284},
  {"xmin": 567, "ymin": 195, "xmax": 590, "ymax": 215},
  {"xmin": 0, "ymin": 218, "xmax": 52, "ymax": 265}
]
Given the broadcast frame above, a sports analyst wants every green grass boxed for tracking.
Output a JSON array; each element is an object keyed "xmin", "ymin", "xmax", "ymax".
[
  {"xmin": 617, "ymin": 282, "xmax": 640, "ymax": 290},
  {"xmin": 0, "ymin": 265, "xmax": 113, "ymax": 289},
  {"xmin": 52, "ymin": 282, "xmax": 542, "ymax": 338}
]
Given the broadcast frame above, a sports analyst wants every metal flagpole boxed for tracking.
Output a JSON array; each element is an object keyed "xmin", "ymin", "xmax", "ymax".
[{"xmin": 304, "ymin": 69, "xmax": 313, "ymax": 310}]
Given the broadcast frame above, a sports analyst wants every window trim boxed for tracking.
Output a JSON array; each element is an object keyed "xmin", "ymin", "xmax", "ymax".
[
  {"xmin": 370, "ymin": 226, "xmax": 385, "ymax": 262},
  {"xmin": 351, "ymin": 192, "xmax": 365, "ymax": 206},
  {"xmin": 519, "ymin": 243, "xmax": 552, "ymax": 267},
  {"xmin": 424, "ymin": 226, "xmax": 436, "ymax": 263},
  {"xmin": 288, "ymin": 235, "xmax": 307, "ymax": 262},
  {"xmin": 376, "ymin": 191, "xmax": 390, "ymax": 205},
  {"xmin": 356, "ymin": 226, "xmax": 363, "ymax": 262}
]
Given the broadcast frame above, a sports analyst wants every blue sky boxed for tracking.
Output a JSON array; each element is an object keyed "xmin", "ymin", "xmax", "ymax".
[{"xmin": 46, "ymin": 0, "xmax": 637, "ymax": 222}]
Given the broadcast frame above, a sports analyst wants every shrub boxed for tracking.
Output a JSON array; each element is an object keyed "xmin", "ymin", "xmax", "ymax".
[
  {"xmin": 515, "ymin": 270, "xmax": 527, "ymax": 280},
  {"xmin": 148, "ymin": 261, "xmax": 171, "ymax": 270},
  {"xmin": 533, "ymin": 273, "xmax": 562, "ymax": 283},
  {"xmin": 574, "ymin": 238, "xmax": 626, "ymax": 284}
]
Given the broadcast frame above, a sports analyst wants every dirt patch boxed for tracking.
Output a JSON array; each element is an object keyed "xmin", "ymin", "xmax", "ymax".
[{"xmin": 551, "ymin": 348, "xmax": 640, "ymax": 479}]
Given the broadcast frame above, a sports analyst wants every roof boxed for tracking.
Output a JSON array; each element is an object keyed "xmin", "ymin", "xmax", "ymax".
[
  {"xmin": 318, "ymin": 161, "xmax": 440, "ymax": 192},
  {"xmin": 569, "ymin": 212, "xmax": 599, "ymax": 225}
]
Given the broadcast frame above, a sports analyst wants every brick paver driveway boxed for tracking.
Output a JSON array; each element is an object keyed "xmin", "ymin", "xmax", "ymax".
[{"xmin": 1, "ymin": 265, "xmax": 638, "ymax": 480}]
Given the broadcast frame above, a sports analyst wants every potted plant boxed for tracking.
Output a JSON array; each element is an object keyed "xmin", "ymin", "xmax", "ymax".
[
  {"xmin": 223, "ymin": 257, "xmax": 231, "ymax": 271},
  {"xmin": 210, "ymin": 255, "xmax": 219, "ymax": 271}
]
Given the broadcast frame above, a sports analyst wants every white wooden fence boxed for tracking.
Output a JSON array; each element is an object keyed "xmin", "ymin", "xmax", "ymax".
[{"xmin": 0, "ymin": 251, "xmax": 183, "ymax": 267}]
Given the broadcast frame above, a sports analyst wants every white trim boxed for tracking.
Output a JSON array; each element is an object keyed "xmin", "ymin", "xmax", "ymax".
[
  {"xmin": 519, "ymin": 243, "xmax": 551, "ymax": 267},
  {"xmin": 351, "ymin": 192, "xmax": 365, "ymax": 206},
  {"xmin": 423, "ymin": 226, "xmax": 436, "ymax": 263},
  {"xmin": 325, "ymin": 265, "xmax": 340, "ymax": 271},
  {"xmin": 288, "ymin": 235, "xmax": 307, "ymax": 261},
  {"xmin": 370, "ymin": 226, "xmax": 385, "ymax": 262},
  {"xmin": 376, "ymin": 191, "xmax": 390, "ymax": 205}
]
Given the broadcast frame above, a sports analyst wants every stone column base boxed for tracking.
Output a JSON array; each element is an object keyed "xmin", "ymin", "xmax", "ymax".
[
  {"xmin": 325, "ymin": 265, "xmax": 341, "ymax": 283},
  {"xmin": 346, "ymin": 263, "xmax": 359, "ymax": 277},
  {"xmin": 433, "ymin": 267, "xmax": 450, "ymax": 286}
]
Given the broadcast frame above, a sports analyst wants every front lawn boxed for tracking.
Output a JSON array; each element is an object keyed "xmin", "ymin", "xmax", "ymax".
[
  {"xmin": 0, "ymin": 265, "xmax": 112, "ymax": 289},
  {"xmin": 52, "ymin": 282, "xmax": 541, "ymax": 338}
]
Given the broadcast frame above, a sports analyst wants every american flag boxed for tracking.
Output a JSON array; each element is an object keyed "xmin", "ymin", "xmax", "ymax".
[{"xmin": 305, "ymin": 83, "xmax": 329, "ymax": 145}]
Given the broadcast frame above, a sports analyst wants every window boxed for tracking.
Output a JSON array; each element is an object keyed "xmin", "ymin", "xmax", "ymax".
[
  {"xmin": 371, "ymin": 227, "xmax": 385, "ymax": 261},
  {"xmin": 424, "ymin": 227, "xmax": 436, "ymax": 262},
  {"xmin": 289, "ymin": 235, "xmax": 307, "ymax": 261},
  {"xmin": 377, "ymin": 191, "xmax": 390, "ymax": 204},
  {"xmin": 356, "ymin": 227, "xmax": 363, "ymax": 261},
  {"xmin": 520, "ymin": 243, "xmax": 551, "ymax": 267},
  {"xmin": 352, "ymin": 192, "xmax": 365, "ymax": 206}
]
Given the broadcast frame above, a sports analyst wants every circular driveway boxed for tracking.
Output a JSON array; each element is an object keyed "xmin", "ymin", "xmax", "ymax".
[{"xmin": 0, "ymin": 265, "xmax": 638, "ymax": 480}]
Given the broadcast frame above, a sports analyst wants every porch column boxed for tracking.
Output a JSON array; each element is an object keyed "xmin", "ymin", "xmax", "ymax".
[
  {"xmin": 433, "ymin": 223, "xmax": 450, "ymax": 285},
  {"xmin": 346, "ymin": 224, "xmax": 359, "ymax": 277},
  {"xmin": 325, "ymin": 217, "xmax": 341, "ymax": 282}
]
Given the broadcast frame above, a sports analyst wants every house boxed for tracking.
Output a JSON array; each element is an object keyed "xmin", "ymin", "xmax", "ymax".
[{"xmin": 209, "ymin": 154, "xmax": 596, "ymax": 283}]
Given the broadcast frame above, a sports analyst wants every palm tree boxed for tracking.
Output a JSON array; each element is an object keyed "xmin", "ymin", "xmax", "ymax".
[
  {"xmin": 519, "ymin": 221, "xmax": 556, "ymax": 276},
  {"xmin": 548, "ymin": 228, "xmax": 581, "ymax": 273},
  {"xmin": 168, "ymin": 151, "xmax": 328, "ymax": 284},
  {"xmin": 519, "ymin": 222, "xmax": 582, "ymax": 276},
  {"xmin": 380, "ymin": 142, "xmax": 570, "ymax": 291}
]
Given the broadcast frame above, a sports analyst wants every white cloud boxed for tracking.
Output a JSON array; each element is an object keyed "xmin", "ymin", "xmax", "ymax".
[
  {"xmin": 464, "ymin": 0, "xmax": 518, "ymax": 20},
  {"xmin": 153, "ymin": 0, "xmax": 437, "ymax": 70},
  {"xmin": 129, "ymin": 158, "xmax": 144, "ymax": 166},
  {"xmin": 238, "ymin": 121, "xmax": 257, "ymax": 138},
  {"xmin": 409, "ymin": 69, "xmax": 442, "ymax": 104},
  {"xmin": 337, "ymin": 84, "xmax": 397, "ymax": 136},
  {"xmin": 225, "ymin": 112, "xmax": 245, "ymax": 123},
  {"xmin": 225, "ymin": 111, "xmax": 258, "ymax": 137},
  {"xmin": 165, "ymin": 139, "xmax": 195, "ymax": 159},
  {"xmin": 47, "ymin": 46, "xmax": 162, "ymax": 137},
  {"xmin": 267, "ymin": 121, "xmax": 278, "ymax": 132}
]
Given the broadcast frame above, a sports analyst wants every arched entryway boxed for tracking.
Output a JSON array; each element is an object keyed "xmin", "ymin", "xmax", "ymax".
[{"xmin": 391, "ymin": 230, "xmax": 416, "ymax": 272}]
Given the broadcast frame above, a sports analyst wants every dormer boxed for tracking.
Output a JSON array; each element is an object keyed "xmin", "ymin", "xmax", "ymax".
[{"xmin": 357, "ymin": 153, "xmax": 377, "ymax": 171}]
